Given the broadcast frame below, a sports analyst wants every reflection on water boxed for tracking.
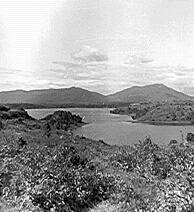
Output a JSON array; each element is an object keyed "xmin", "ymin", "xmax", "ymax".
[{"xmin": 27, "ymin": 108, "xmax": 194, "ymax": 146}]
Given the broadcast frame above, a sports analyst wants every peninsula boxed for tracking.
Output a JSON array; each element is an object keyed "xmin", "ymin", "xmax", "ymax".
[{"xmin": 111, "ymin": 101, "xmax": 194, "ymax": 126}]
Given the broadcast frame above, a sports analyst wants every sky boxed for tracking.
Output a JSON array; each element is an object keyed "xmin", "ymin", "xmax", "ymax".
[{"xmin": 0, "ymin": 0, "xmax": 194, "ymax": 95}]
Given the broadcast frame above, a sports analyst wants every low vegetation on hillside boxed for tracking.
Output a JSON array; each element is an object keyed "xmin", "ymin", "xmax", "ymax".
[
  {"xmin": 0, "ymin": 106, "xmax": 194, "ymax": 211},
  {"xmin": 111, "ymin": 101, "xmax": 194, "ymax": 124},
  {"xmin": 138, "ymin": 104, "xmax": 194, "ymax": 123},
  {"xmin": 1, "ymin": 133, "xmax": 194, "ymax": 212}
]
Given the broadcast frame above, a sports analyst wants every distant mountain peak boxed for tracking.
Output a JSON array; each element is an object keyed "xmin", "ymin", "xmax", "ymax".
[
  {"xmin": 0, "ymin": 84, "xmax": 193, "ymax": 105},
  {"xmin": 107, "ymin": 83, "xmax": 193, "ymax": 103}
]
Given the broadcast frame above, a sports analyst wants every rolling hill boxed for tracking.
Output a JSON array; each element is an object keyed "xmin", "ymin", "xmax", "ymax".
[
  {"xmin": 0, "ymin": 87, "xmax": 107, "ymax": 105},
  {"xmin": 0, "ymin": 84, "xmax": 193, "ymax": 105},
  {"xmin": 107, "ymin": 84, "xmax": 193, "ymax": 102}
]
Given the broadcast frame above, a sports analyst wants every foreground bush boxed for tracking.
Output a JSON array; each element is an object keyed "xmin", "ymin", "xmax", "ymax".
[
  {"xmin": 109, "ymin": 138, "xmax": 194, "ymax": 211},
  {"xmin": 0, "ymin": 141, "xmax": 116, "ymax": 211},
  {"xmin": 0, "ymin": 135, "xmax": 194, "ymax": 212}
]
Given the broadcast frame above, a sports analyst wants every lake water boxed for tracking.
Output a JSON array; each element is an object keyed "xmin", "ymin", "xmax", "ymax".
[{"xmin": 27, "ymin": 108, "xmax": 194, "ymax": 146}]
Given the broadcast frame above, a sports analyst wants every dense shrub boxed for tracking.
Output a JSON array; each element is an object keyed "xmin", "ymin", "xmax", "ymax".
[
  {"xmin": 0, "ymin": 141, "xmax": 116, "ymax": 211},
  {"xmin": 1, "ymin": 135, "xmax": 194, "ymax": 211},
  {"xmin": 108, "ymin": 138, "xmax": 194, "ymax": 211}
]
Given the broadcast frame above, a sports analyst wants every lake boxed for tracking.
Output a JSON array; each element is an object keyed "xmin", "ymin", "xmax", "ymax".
[{"xmin": 27, "ymin": 108, "xmax": 194, "ymax": 146}]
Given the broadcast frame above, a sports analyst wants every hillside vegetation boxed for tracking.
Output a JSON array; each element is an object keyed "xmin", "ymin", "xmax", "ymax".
[
  {"xmin": 138, "ymin": 104, "xmax": 194, "ymax": 123},
  {"xmin": 0, "ymin": 107, "xmax": 194, "ymax": 211},
  {"xmin": 111, "ymin": 102, "xmax": 194, "ymax": 125}
]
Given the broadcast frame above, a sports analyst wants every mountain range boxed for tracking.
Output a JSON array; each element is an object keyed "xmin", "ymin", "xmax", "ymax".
[{"xmin": 0, "ymin": 84, "xmax": 193, "ymax": 105}]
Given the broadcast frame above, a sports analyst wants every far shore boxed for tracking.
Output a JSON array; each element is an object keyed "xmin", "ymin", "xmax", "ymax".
[{"xmin": 128, "ymin": 119, "xmax": 194, "ymax": 126}]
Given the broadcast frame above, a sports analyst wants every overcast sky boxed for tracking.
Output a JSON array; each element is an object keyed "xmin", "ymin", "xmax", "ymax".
[{"xmin": 0, "ymin": 0, "xmax": 194, "ymax": 95}]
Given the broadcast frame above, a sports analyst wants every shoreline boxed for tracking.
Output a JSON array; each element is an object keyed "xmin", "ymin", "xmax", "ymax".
[
  {"xmin": 68, "ymin": 121, "xmax": 88, "ymax": 131},
  {"xmin": 128, "ymin": 119, "xmax": 194, "ymax": 126}
]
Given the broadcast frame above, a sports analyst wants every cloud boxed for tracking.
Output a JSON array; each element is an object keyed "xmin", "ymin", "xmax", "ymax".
[
  {"xmin": 170, "ymin": 0, "xmax": 191, "ymax": 1},
  {"xmin": 125, "ymin": 55, "xmax": 154, "ymax": 65},
  {"xmin": 0, "ymin": 67, "xmax": 25, "ymax": 74},
  {"xmin": 52, "ymin": 46, "xmax": 109, "ymax": 82},
  {"xmin": 71, "ymin": 46, "xmax": 108, "ymax": 63},
  {"xmin": 49, "ymin": 46, "xmax": 113, "ymax": 93},
  {"xmin": 46, "ymin": 46, "xmax": 194, "ymax": 95},
  {"xmin": 0, "ymin": 67, "xmax": 52, "ymax": 91},
  {"xmin": 53, "ymin": 61, "xmax": 85, "ymax": 69},
  {"xmin": 2, "ymin": 59, "xmax": 191, "ymax": 95},
  {"xmin": 51, "ymin": 57, "xmax": 157, "ymax": 93}
]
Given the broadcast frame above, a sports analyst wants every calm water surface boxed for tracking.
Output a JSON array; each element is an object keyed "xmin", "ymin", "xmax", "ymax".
[{"xmin": 27, "ymin": 108, "xmax": 194, "ymax": 146}]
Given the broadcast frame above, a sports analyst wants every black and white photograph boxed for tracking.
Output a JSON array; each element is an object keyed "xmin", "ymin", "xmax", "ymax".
[{"xmin": 0, "ymin": 0, "xmax": 194, "ymax": 211}]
